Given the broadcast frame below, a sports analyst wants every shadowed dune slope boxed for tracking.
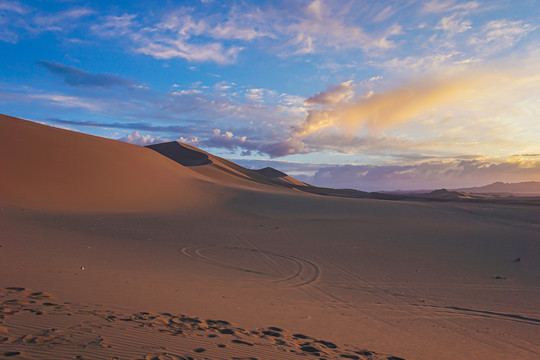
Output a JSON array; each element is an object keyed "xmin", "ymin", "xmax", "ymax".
[
  {"xmin": 147, "ymin": 141, "xmax": 308, "ymax": 190},
  {"xmin": 147, "ymin": 141, "xmax": 212, "ymax": 166},
  {"xmin": 0, "ymin": 114, "xmax": 214, "ymax": 212},
  {"xmin": 255, "ymin": 166, "xmax": 308, "ymax": 187}
]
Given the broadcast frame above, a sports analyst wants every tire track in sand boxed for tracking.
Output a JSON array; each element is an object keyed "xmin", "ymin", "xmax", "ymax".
[{"xmin": 180, "ymin": 245, "xmax": 319, "ymax": 287}]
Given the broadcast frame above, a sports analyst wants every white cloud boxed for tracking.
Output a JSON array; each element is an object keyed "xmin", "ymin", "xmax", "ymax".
[
  {"xmin": 137, "ymin": 40, "xmax": 242, "ymax": 64},
  {"xmin": 33, "ymin": 8, "xmax": 95, "ymax": 31},
  {"xmin": 470, "ymin": 20, "xmax": 535, "ymax": 54},
  {"xmin": 284, "ymin": 1, "xmax": 402, "ymax": 55},
  {"xmin": 91, "ymin": 14, "xmax": 136, "ymax": 37},
  {"xmin": 92, "ymin": 7, "xmax": 270, "ymax": 64},
  {"xmin": 28, "ymin": 94, "xmax": 101, "ymax": 111},
  {"xmin": 373, "ymin": 52, "xmax": 460, "ymax": 74},
  {"xmin": 0, "ymin": 2, "xmax": 94, "ymax": 43},
  {"xmin": 373, "ymin": 5, "xmax": 395, "ymax": 23},
  {"xmin": 171, "ymin": 89, "xmax": 203, "ymax": 96},
  {"xmin": 245, "ymin": 88, "xmax": 277, "ymax": 103},
  {"xmin": 118, "ymin": 130, "xmax": 169, "ymax": 145},
  {"xmin": 205, "ymin": 129, "xmax": 248, "ymax": 149},
  {"xmin": 422, "ymin": 0, "xmax": 480, "ymax": 14},
  {"xmin": 0, "ymin": 1, "xmax": 27, "ymax": 14},
  {"xmin": 177, "ymin": 136, "xmax": 201, "ymax": 146},
  {"xmin": 436, "ymin": 14, "xmax": 471, "ymax": 37},
  {"xmin": 246, "ymin": 88, "xmax": 265, "ymax": 102}
]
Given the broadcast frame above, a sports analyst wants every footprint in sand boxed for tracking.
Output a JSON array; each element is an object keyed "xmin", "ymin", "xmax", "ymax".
[
  {"xmin": 144, "ymin": 353, "xmax": 186, "ymax": 360},
  {"xmin": 231, "ymin": 339, "xmax": 254, "ymax": 346},
  {"xmin": 3, "ymin": 352, "xmax": 22, "ymax": 357}
]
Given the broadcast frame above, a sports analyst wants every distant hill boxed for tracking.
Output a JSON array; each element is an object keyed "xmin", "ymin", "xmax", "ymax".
[
  {"xmin": 455, "ymin": 181, "xmax": 540, "ymax": 195},
  {"xmin": 425, "ymin": 189, "xmax": 472, "ymax": 200}
]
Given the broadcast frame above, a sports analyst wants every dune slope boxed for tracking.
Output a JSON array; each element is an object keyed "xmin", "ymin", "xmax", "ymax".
[{"xmin": 0, "ymin": 114, "xmax": 213, "ymax": 212}]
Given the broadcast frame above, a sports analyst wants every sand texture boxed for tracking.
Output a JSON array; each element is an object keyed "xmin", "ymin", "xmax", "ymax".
[{"xmin": 1, "ymin": 114, "xmax": 539, "ymax": 360}]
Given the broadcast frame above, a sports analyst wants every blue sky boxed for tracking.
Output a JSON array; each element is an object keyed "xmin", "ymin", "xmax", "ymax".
[{"xmin": 2, "ymin": 0, "xmax": 540, "ymax": 191}]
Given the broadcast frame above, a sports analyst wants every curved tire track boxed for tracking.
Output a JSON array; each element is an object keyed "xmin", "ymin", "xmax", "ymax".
[{"xmin": 180, "ymin": 246, "xmax": 319, "ymax": 287}]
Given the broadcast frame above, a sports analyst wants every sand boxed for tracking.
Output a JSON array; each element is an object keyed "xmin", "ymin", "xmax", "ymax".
[{"xmin": 1, "ymin": 114, "xmax": 539, "ymax": 360}]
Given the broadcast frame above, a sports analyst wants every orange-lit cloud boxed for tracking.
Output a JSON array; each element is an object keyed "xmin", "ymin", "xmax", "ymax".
[{"xmin": 295, "ymin": 58, "xmax": 540, "ymax": 136}]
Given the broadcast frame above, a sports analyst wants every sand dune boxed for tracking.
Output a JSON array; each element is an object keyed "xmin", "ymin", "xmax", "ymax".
[
  {"xmin": 147, "ymin": 141, "xmax": 307, "ymax": 191},
  {"xmin": 0, "ymin": 114, "xmax": 217, "ymax": 212},
  {"xmin": 1, "ymin": 115, "xmax": 539, "ymax": 360}
]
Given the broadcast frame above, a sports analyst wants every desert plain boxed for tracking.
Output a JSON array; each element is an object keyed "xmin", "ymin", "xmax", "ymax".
[{"xmin": 1, "ymin": 114, "xmax": 539, "ymax": 360}]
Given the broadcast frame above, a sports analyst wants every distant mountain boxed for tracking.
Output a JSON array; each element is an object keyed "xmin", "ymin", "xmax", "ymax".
[{"xmin": 454, "ymin": 181, "xmax": 540, "ymax": 195}]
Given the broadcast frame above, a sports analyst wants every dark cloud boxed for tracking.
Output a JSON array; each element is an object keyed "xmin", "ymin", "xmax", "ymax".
[
  {"xmin": 258, "ymin": 138, "xmax": 309, "ymax": 158},
  {"xmin": 196, "ymin": 129, "xmax": 309, "ymax": 158},
  {"xmin": 512, "ymin": 153, "xmax": 540, "ymax": 157},
  {"xmin": 303, "ymin": 160, "xmax": 540, "ymax": 191},
  {"xmin": 235, "ymin": 158, "xmax": 540, "ymax": 192},
  {"xmin": 38, "ymin": 61, "xmax": 134, "ymax": 88},
  {"xmin": 304, "ymin": 81, "xmax": 354, "ymax": 106}
]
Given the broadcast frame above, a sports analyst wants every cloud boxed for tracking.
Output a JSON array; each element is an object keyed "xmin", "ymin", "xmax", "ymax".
[
  {"xmin": 512, "ymin": 154, "xmax": 540, "ymax": 158},
  {"xmin": 46, "ymin": 118, "xmax": 192, "ymax": 133},
  {"xmin": 235, "ymin": 157, "xmax": 540, "ymax": 191},
  {"xmin": 245, "ymin": 88, "xmax": 277, "ymax": 103},
  {"xmin": 207, "ymin": 8, "xmax": 270, "ymax": 41},
  {"xmin": 259, "ymin": 137, "xmax": 309, "ymax": 158},
  {"xmin": 303, "ymin": 159, "xmax": 540, "ymax": 191},
  {"xmin": 38, "ymin": 61, "xmax": 134, "ymax": 88},
  {"xmin": 470, "ymin": 20, "xmax": 535, "ymax": 54},
  {"xmin": 177, "ymin": 136, "xmax": 201, "ymax": 146},
  {"xmin": 422, "ymin": 0, "xmax": 480, "ymax": 14},
  {"xmin": 90, "ymin": 14, "xmax": 136, "ymax": 37},
  {"xmin": 436, "ymin": 14, "xmax": 471, "ymax": 37},
  {"xmin": 294, "ymin": 58, "xmax": 540, "ymax": 136},
  {"xmin": 0, "ymin": 3, "xmax": 95, "ymax": 43},
  {"xmin": 0, "ymin": 1, "xmax": 26, "ymax": 14},
  {"xmin": 27, "ymin": 93, "xmax": 100, "ymax": 111},
  {"xmin": 205, "ymin": 129, "xmax": 248, "ymax": 150},
  {"xmin": 304, "ymin": 80, "xmax": 354, "ymax": 106},
  {"xmin": 284, "ymin": 1, "xmax": 402, "ymax": 55},
  {"xmin": 373, "ymin": 5, "xmax": 395, "ymax": 23},
  {"xmin": 91, "ymin": 8, "xmax": 268, "ymax": 64},
  {"xmin": 137, "ymin": 40, "xmax": 242, "ymax": 64},
  {"xmin": 171, "ymin": 89, "xmax": 203, "ymax": 96},
  {"xmin": 246, "ymin": 88, "xmax": 266, "ymax": 102},
  {"xmin": 0, "ymin": 1, "xmax": 29, "ymax": 42},
  {"xmin": 117, "ymin": 131, "xmax": 169, "ymax": 146},
  {"xmin": 372, "ymin": 52, "xmax": 462, "ymax": 75},
  {"xmin": 32, "ymin": 8, "xmax": 94, "ymax": 31}
]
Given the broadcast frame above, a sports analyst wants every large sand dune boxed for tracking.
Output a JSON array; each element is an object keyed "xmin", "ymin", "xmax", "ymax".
[{"xmin": 1, "ymin": 114, "xmax": 539, "ymax": 360}]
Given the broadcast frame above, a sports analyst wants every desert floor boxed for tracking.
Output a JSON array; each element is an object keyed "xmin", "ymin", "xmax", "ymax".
[{"xmin": 1, "ymin": 115, "xmax": 539, "ymax": 359}]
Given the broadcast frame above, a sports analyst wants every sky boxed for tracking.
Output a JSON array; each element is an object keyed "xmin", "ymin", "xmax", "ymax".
[{"xmin": 2, "ymin": 0, "xmax": 540, "ymax": 191}]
